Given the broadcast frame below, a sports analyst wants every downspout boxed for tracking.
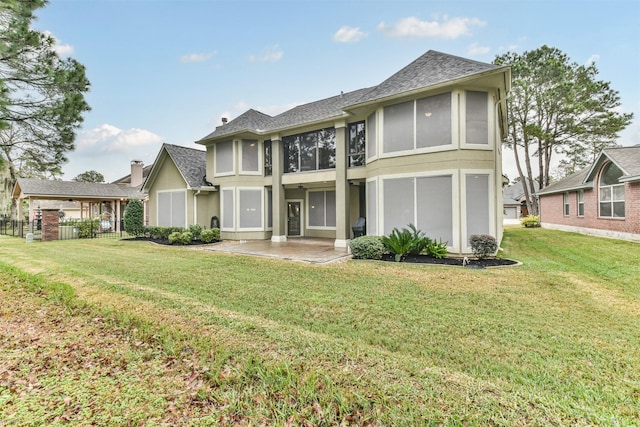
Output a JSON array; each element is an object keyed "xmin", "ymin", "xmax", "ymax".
[{"xmin": 193, "ymin": 189, "xmax": 201, "ymax": 225}]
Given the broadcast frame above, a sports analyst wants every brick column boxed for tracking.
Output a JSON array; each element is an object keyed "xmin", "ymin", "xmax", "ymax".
[{"xmin": 41, "ymin": 209, "xmax": 60, "ymax": 242}]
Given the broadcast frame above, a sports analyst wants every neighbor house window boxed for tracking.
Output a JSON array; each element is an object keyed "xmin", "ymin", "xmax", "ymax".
[
  {"xmin": 241, "ymin": 140, "xmax": 259, "ymax": 174},
  {"xmin": 308, "ymin": 190, "xmax": 336, "ymax": 228},
  {"xmin": 283, "ymin": 128, "xmax": 336, "ymax": 173},
  {"xmin": 348, "ymin": 121, "xmax": 365, "ymax": 167},
  {"xmin": 599, "ymin": 162, "xmax": 625, "ymax": 218},
  {"xmin": 264, "ymin": 140, "xmax": 272, "ymax": 176},
  {"xmin": 563, "ymin": 192, "xmax": 570, "ymax": 216},
  {"xmin": 215, "ymin": 140, "xmax": 234, "ymax": 176},
  {"xmin": 577, "ymin": 190, "xmax": 584, "ymax": 217}
]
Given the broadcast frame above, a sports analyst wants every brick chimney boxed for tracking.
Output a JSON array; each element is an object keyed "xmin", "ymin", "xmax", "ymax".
[{"xmin": 130, "ymin": 160, "xmax": 143, "ymax": 187}]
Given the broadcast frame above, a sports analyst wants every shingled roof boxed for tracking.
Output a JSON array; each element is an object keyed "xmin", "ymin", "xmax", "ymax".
[
  {"xmin": 197, "ymin": 50, "xmax": 508, "ymax": 143},
  {"xmin": 161, "ymin": 143, "xmax": 208, "ymax": 188},
  {"xmin": 14, "ymin": 178, "xmax": 145, "ymax": 200}
]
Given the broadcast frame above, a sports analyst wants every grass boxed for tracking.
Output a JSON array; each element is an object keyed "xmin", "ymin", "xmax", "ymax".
[{"xmin": 0, "ymin": 227, "xmax": 639, "ymax": 425}]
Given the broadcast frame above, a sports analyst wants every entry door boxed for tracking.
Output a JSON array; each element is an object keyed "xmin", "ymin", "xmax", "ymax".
[{"xmin": 287, "ymin": 201, "xmax": 301, "ymax": 236}]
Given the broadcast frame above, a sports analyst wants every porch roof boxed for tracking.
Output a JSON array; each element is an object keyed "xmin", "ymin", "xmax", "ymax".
[{"xmin": 13, "ymin": 178, "xmax": 146, "ymax": 201}]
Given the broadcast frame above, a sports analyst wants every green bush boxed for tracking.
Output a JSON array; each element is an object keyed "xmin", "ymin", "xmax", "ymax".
[
  {"xmin": 200, "ymin": 228, "xmax": 220, "ymax": 243},
  {"xmin": 469, "ymin": 234, "xmax": 498, "ymax": 259},
  {"xmin": 189, "ymin": 224, "xmax": 203, "ymax": 240},
  {"xmin": 76, "ymin": 218, "xmax": 99, "ymax": 238},
  {"xmin": 426, "ymin": 239, "xmax": 448, "ymax": 259},
  {"xmin": 381, "ymin": 225, "xmax": 420, "ymax": 262},
  {"xmin": 521, "ymin": 215, "xmax": 541, "ymax": 227},
  {"xmin": 123, "ymin": 199, "xmax": 145, "ymax": 237},
  {"xmin": 349, "ymin": 235, "xmax": 385, "ymax": 260},
  {"xmin": 168, "ymin": 231, "xmax": 182, "ymax": 244},
  {"xmin": 179, "ymin": 231, "xmax": 193, "ymax": 245}
]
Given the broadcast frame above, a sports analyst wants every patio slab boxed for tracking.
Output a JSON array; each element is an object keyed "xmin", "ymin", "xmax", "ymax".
[{"xmin": 200, "ymin": 238, "xmax": 352, "ymax": 264}]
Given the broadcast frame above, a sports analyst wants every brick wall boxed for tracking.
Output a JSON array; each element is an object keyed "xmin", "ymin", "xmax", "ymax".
[
  {"xmin": 41, "ymin": 209, "xmax": 59, "ymax": 242},
  {"xmin": 540, "ymin": 181, "xmax": 640, "ymax": 235}
]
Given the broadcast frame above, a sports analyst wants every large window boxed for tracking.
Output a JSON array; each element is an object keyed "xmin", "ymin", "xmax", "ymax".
[
  {"xmin": 241, "ymin": 140, "xmax": 259, "ymax": 174},
  {"xmin": 264, "ymin": 140, "xmax": 272, "ymax": 176},
  {"xmin": 238, "ymin": 189, "xmax": 262, "ymax": 229},
  {"xmin": 366, "ymin": 112, "xmax": 377, "ymax": 160},
  {"xmin": 215, "ymin": 141, "xmax": 234, "ymax": 176},
  {"xmin": 563, "ymin": 192, "xmax": 570, "ymax": 216},
  {"xmin": 308, "ymin": 190, "xmax": 336, "ymax": 228},
  {"xmin": 382, "ymin": 92, "xmax": 453, "ymax": 154},
  {"xmin": 283, "ymin": 128, "xmax": 336, "ymax": 173},
  {"xmin": 465, "ymin": 91, "xmax": 489, "ymax": 145},
  {"xmin": 348, "ymin": 121, "xmax": 365, "ymax": 167},
  {"xmin": 157, "ymin": 190, "xmax": 186, "ymax": 227},
  {"xmin": 577, "ymin": 190, "xmax": 584, "ymax": 217},
  {"xmin": 221, "ymin": 188, "xmax": 234, "ymax": 230},
  {"xmin": 599, "ymin": 162, "xmax": 625, "ymax": 218},
  {"xmin": 465, "ymin": 174, "xmax": 490, "ymax": 241}
]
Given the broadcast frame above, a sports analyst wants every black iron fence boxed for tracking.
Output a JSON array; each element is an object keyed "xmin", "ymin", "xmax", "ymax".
[{"xmin": 0, "ymin": 219, "xmax": 128, "ymax": 240}]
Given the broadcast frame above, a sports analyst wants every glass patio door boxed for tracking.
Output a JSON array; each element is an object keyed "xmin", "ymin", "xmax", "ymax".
[{"xmin": 287, "ymin": 201, "xmax": 301, "ymax": 236}]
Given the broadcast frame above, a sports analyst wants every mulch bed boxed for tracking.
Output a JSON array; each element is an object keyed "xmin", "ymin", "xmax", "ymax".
[
  {"xmin": 122, "ymin": 237, "xmax": 219, "ymax": 246},
  {"xmin": 380, "ymin": 254, "xmax": 519, "ymax": 268}
]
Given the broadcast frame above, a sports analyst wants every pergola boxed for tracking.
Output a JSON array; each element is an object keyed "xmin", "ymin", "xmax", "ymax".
[{"xmin": 12, "ymin": 178, "xmax": 147, "ymax": 232}]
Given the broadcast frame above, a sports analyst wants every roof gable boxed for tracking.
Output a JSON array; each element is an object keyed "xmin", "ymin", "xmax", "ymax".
[
  {"xmin": 13, "ymin": 178, "xmax": 145, "ymax": 200},
  {"xmin": 199, "ymin": 109, "xmax": 272, "ymax": 140},
  {"xmin": 143, "ymin": 143, "xmax": 208, "ymax": 191},
  {"xmin": 537, "ymin": 168, "xmax": 592, "ymax": 196},
  {"xmin": 591, "ymin": 146, "xmax": 640, "ymax": 183}
]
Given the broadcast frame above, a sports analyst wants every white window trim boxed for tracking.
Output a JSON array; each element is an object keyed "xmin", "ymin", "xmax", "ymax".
[
  {"xmin": 220, "ymin": 187, "xmax": 235, "ymax": 231},
  {"xmin": 214, "ymin": 140, "xmax": 236, "ymax": 177},
  {"xmin": 460, "ymin": 169, "xmax": 495, "ymax": 254},
  {"xmin": 239, "ymin": 140, "xmax": 262, "ymax": 176},
  {"xmin": 577, "ymin": 190, "xmax": 585, "ymax": 217},
  {"xmin": 377, "ymin": 169, "xmax": 460, "ymax": 253},
  {"xmin": 156, "ymin": 189, "xmax": 187, "ymax": 228},
  {"xmin": 236, "ymin": 187, "xmax": 265, "ymax": 231},
  {"xmin": 459, "ymin": 89, "xmax": 494, "ymax": 151},
  {"xmin": 286, "ymin": 198, "xmax": 305, "ymax": 237},
  {"xmin": 379, "ymin": 91, "xmax": 457, "ymax": 159},
  {"xmin": 306, "ymin": 188, "xmax": 337, "ymax": 230}
]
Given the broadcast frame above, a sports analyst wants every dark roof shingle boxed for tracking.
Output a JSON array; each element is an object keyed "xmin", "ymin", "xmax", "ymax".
[{"xmin": 163, "ymin": 143, "xmax": 208, "ymax": 188}]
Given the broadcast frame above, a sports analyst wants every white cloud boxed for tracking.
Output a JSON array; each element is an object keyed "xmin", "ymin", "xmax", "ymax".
[
  {"xmin": 467, "ymin": 42, "xmax": 491, "ymax": 56},
  {"xmin": 180, "ymin": 52, "xmax": 216, "ymax": 63},
  {"xmin": 63, "ymin": 124, "xmax": 165, "ymax": 182},
  {"xmin": 377, "ymin": 16, "xmax": 486, "ymax": 39},
  {"xmin": 249, "ymin": 45, "xmax": 283, "ymax": 63},
  {"xmin": 585, "ymin": 54, "xmax": 600, "ymax": 66},
  {"xmin": 333, "ymin": 26, "xmax": 366, "ymax": 43},
  {"xmin": 43, "ymin": 30, "xmax": 74, "ymax": 57}
]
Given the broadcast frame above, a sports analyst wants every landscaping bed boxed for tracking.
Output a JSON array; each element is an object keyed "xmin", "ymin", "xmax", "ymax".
[{"xmin": 379, "ymin": 253, "xmax": 519, "ymax": 267}]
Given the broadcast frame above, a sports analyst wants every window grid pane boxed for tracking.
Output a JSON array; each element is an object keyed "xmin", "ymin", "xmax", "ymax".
[
  {"xmin": 349, "ymin": 122, "xmax": 366, "ymax": 167},
  {"xmin": 318, "ymin": 128, "xmax": 336, "ymax": 170},
  {"xmin": 383, "ymin": 101, "xmax": 414, "ymax": 153},
  {"xmin": 367, "ymin": 180, "xmax": 377, "ymax": 235},
  {"xmin": 466, "ymin": 174, "xmax": 490, "ymax": 241},
  {"xmin": 242, "ymin": 140, "xmax": 259, "ymax": 172},
  {"xmin": 466, "ymin": 91, "xmax": 489, "ymax": 145},
  {"xmin": 216, "ymin": 141, "xmax": 234, "ymax": 174},
  {"xmin": 383, "ymin": 178, "xmax": 415, "ymax": 235},
  {"xmin": 308, "ymin": 191, "xmax": 325, "ymax": 227},
  {"xmin": 367, "ymin": 113, "xmax": 377, "ymax": 159},
  {"xmin": 326, "ymin": 191, "xmax": 336, "ymax": 227},
  {"xmin": 416, "ymin": 176, "xmax": 453, "ymax": 245},
  {"xmin": 416, "ymin": 93, "xmax": 451, "ymax": 148},
  {"xmin": 264, "ymin": 140, "xmax": 272, "ymax": 176},
  {"xmin": 222, "ymin": 189, "xmax": 234, "ymax": 229},
  {"xmin": 239, "ymin": 189, "xmax": 262, "ymax": 228}
]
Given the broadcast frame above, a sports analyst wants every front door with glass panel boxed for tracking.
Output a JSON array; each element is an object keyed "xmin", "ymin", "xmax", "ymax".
[{"xmin": 287, "ymin": 201, "xmax": 301, "ymax": 236}]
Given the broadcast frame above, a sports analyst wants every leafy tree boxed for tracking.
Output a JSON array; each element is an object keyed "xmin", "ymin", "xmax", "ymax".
[
  {"xmin": 494, "ymin": 45, "xmax": 632, "ymax": 215},
  {"xmin": 72, "ymin": 170, "xmax": 105, "ymax": 183},
  {"xmin": 0, "ymin": 0, "xmax": 91, "ymax": 217},
  {"xmin": 123, "ymin": 199, "xmax": 145, "ymax": 237}
]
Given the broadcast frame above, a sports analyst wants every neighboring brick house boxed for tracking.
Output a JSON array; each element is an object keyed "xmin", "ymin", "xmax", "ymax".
[{"xmin": 537, "ymin": 146, "xmax": 640, "ymax": 242}]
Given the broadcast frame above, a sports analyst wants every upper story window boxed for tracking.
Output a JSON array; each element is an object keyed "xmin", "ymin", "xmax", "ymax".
[
  {"xmin": 283, "ymin": 128, "xmax": 336, "ymax": 173},
  {"xmin": 366, "ymin": 112, "xmax": 377, "ymax": 160},
  {"xmin": 348, "ymin": 121, "xmax": 365, "ymax": 167},
  {"xmin": 599, "ymin": 162, "xmax": 625, "ymax": 218},
  {"xmin": 382, "ymin": 92, "xmax": 452, "ymax": 155},
  {"xmin": 465, "ymin": 91, "xmax": 489, "ymax": 145},
  {"xmin": 264, "ymin": 140, "xmax": 272, "ymax": 176},
  {"xmin": 241, "ymin": 140, "xmax": 259, "ymax": 174},
  {"xmin": 215, "ymin": 140, "xmax": 234, "ymax": 176}
]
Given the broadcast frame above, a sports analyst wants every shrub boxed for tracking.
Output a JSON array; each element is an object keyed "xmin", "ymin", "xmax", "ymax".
[
  {"xmin": 123, "ymin": 199, "xmax": 145, "ymax": 237},
  {"xmin": 189, "ymin": 224, "xmax": 203, "ymax": 240},
  {"xmin": 200, "ymin": 228, "xmax": 220, "ymax": 243},
  {"xmin": 179, "ymin": 231, "xmax": 193, "ymax": 245},
  {"xmin": 381, "ymin": 225, "xmax": 421, "ymax": 262},
  {"xmin": 76, "ymin": 218, "xmax": 99, "ymax": 238},
  {"xmin": 426, "ymin": 239, "xmax": 448, "ymax": 259},
  {"xmin": 168, "ymin": 231, "xmax": 182, "ymax": 244},
  {"xmin": 521, "ymin": 215, "xmax": 541, "ymax": 227},
  {"xmin": 406, "ymin": 223, "xmax": 432, "ymax": 255},
  {"xmin": 349, "ymin": 235, "xmax": 385, "ymax": 260},
  {"xmin": 469, "ymin": 234, "xmax": 498, "ymax": 259}
]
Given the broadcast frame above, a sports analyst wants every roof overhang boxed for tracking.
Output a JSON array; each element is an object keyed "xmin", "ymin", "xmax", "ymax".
[
  {"xmin": 537, "ymin": 182, "xmax": 594, "ymax": 196},
  {"xmin": 619, "ymin": 174, "xmax": 640, "ymax": 183}
]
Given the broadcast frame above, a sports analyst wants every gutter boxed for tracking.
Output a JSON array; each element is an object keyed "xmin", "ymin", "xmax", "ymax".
[{"xmin": 536, "ymin": 182, "xmax": 594, "ymax": 196}]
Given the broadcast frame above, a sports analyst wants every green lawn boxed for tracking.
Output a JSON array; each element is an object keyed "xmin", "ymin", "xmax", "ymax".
[{"xmin": 1, "ymin": 227, "xmax": 639, "ymax": 425}]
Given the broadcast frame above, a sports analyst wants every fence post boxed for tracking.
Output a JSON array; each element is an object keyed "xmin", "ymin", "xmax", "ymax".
[{"xmin": 41, "ymin": 209, "xmax": 60, "ymax": 241}]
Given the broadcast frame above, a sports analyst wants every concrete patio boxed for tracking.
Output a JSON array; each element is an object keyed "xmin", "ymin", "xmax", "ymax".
[{"xmin": 200, "ymin": 237, "xmax": 352, "ymax": 264}]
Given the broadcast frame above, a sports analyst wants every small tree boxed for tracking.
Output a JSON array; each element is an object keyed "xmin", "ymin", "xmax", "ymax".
[
  {"xmin": 123, "ymin": 199, "xmax": 144, "ymax": 237},
  {"xmin": 73, "ymin": 170, "xmax": 104, "ymax": 183}
]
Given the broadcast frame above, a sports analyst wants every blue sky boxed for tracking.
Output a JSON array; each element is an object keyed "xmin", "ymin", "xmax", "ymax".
[{"xmin": 34, "ymin": 0, "xmax": 640, "ymax": 182}]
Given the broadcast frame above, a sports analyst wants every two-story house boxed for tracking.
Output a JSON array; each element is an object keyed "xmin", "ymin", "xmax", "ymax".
[{"xmin": 143, "ymin": 50, "xmax": 511, "ymax": 254}]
